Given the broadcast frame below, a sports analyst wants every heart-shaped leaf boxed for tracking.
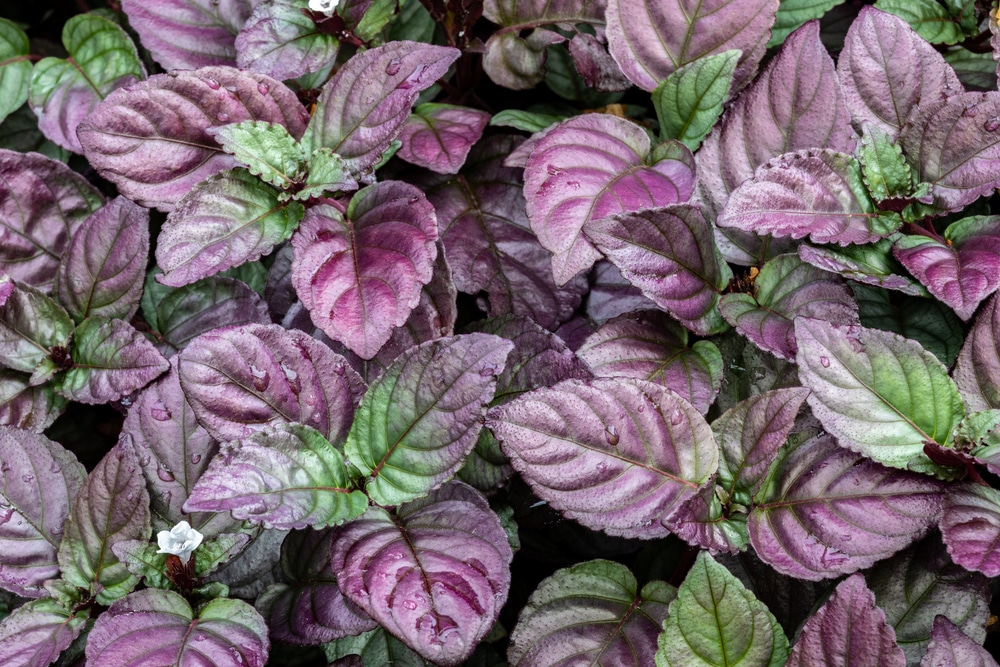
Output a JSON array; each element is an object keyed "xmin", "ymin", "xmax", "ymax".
[
  {"xmin": 605, "ymin": 0, "xmax": 778, "ymax": 92},
  {"xmin": 86, "ymin": 588, "xmax": 269, "ymax": 667},
  {"xmin": 940, "ymin": 482, "xmax": 1000, "ymax": 577},
  {"xmin": 397, "ymin": 104, "xmax": 491, "ymax": 174},
  {"xmin": 784, "ymin": 574, "xmax": 906, "ymax": 666},
  {"xmin": 487, "ymin": 377, "xmax": 719, "ymax": 539},
  {"xmin": 344, "ymin": 333, "xmax": 513, "ymax": 506},
  {"xmin": 921, "ymin": 616, "xmax": 999, "ymax": 667},
  {"xmin": 0, "ymin": 371, "xmax": 67, "ymax": 432},
  {"xmin": 652, "ymin": 50, "xmax": 739, "ymax": 151},
  {"xmin": 577, "ymin": 310, "xmax": 723, "ymax": 414},
  {"xmin": 584, "ymin": 205, "xmax": 732, "ymax": 335},
  {"xmin": 333, "ymin": 482, "xmax": 512, "ymax": 666},
  {"xmin": 235, "ymin": 0, "xmax": 340, "ymax": 81},
  {"xmin": 0, "ymin": 19, "xmax": 29, "ymax": 126},
  {"xmin": 748, "ymin": 434, "xmax": 943, "ymax": 580},
  {"xmin": 291, "ymin": 181, "xmax": 439, "ymax": 359},
  {"xmin": 0, "ymin": 280, "xmax": 73, "ymax": 377},
  {"xmin": 78, "ymin": 67, "xmax": 309, "ymax": 211},
  {"xmin": 179, "ymin": 323, "xmax": 365, "ymax": 443},
  {"xmin": 524, "ymin": 114, "xmax": 696, "ymax": 285},
  {"xmin": 0, "ymin": 426, "xmax": 85, "ymax": 597},
  {"xmin": 795, "ymin": 318, "xmax": 965, "ymax": 475},
  {"xmin": 954, "ymin": 293, "xmax": 1000, "ymax": 411},
  {"xmin": 798, "ymin": 237, "xmax": 930, "ymax": 297},
  {"xmin": 0, "ymin": 598, "xmax": 88, "ymax": 667},
  {"xmin": 509, "ymin": 559, "xmax": 674, "ymax": 667}
]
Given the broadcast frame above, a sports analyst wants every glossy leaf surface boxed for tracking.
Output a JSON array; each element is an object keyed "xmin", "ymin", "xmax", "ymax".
[
  {"xmin": 397, "ymin": 104, "xmax": 490, "ymax": 174},
  {"xmin": 652, "ymin": 50, "xmax": 739, "ymax": 151},
  {"xmin": 798, "ymin": 237, "xmax": 929, "ymax": 297}
]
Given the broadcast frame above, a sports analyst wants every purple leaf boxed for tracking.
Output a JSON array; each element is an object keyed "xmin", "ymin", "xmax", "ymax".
[
  {"xmin": 333, "ymin": 482, "xmax": 512, "ymax": 666},
  {"xmin": 797, "ymin": 236, "xmax": 931, "ymax": 297},
  {"xmin": 235, "ymin": 0, "xmax": 340, "ymax": 81},
  {"xmin": 397, "ymin": 104, "xmax": 490, "ymax": 174},
  {"xmin": 0, "ymin": 371, "xmax": 67, "ymax": 432},
  {"xmin": 605, "ymin": 0, "xmax": 778, "ymax": 92},
  {"xmin": 78, "ymin": 67, "xmax": 309, "ymax": 211},
  {"xmin": 508, "ymin": 559, "xmax": 673, "ymax": 667},
  {"xmin": 584, "ymin": 205, "xmax": 732, "ymax": 336},
  {"xmin": 0, "ymin": 598, "xmax": 88, "ymax": 667},
  {"xmin": 291, "ymin": 181, "xmax": 438, "ymax": 359},
  {"xmin": 720, "ymin": 253, "xmax": 859, "ymax": 361},
  {"xmin": 423, "ymin": 134, "xmax": 587, "ymax": 330},
  {"xmin": 185, "ymin": 423, "xmax": 369, "ymax": 529},
  {"xmin": 577, "ymin": 310, "xmax": 723, "ymax": 414},
  {"xmin": 568, "ymin": 32, "xmax": 631, "ymax": 92},
  {"xmin": 901, "ymin": 91, "xmax": 1000, "ymax": 211},
  {"xmin": 0, "ymin": 426, "xmax": 85, "ymax": 597},
  {"xmin": 257, "ymin": 528, "xmax": 376, "ymax": 645},
  {"xmin": 55, "ymin": 197, "xmax": 149, "ymax": 323},
  {"xmin": 0, "ymin": 280, "xmax": 73, "ymax": 377},
  {"xmin": 58, "ymin": 316, "xmax": 169, "ymax": 405},
  {"xmin": 303, "ymin": 41, "xmax": 460, "ymax": 176},
  {"xmin": 344, "ymin": 333, "xmax": 513, "ymax": 506},
  {"xmin": 954, "ymin": 293, "xmax": 1000, "ymax": 411},
  {"xmin": 586, "ymin": 261, "xmax": 656, "ymax": 324},
  {"xmin": 86, "ymin": 588, "xmax": 269, "ymax": 667},
  {"xmin": 207, "ymin": 527, "xmax": 286, "ymax": 600},
  {"xmin": 487, "ymin": 377, "xmax": 718, "ymax": 539},
  {"xmin": 121, "ymin": 0, "xmax": 256, "ymax": 70},
  {"xmin": 838, "ymin": 7, "xmax": 961, "ymax": 138},
  {"xmin": 57, "ymin": 437, "xmax": 151, "ymax": 605},
  {"xmin": 178, "ymin": 323, "xmax": 365, "ymax": 443},
  {"xmin": 921, "ymin": 616, "xmax": 999, "ymax": 667},
  {"xmin": 0, "ymin": 149, "xmax": 103, "ymax": 289},
  {"xmin": 893, "ymin": 216, "xmax": 1000, "ymax": 320},
  {"xmin": 785, "ymin": 574, "xmax": 906, "ymax": 667},
  {"xmin": 940, "ymin": 482, "xmax": 1000, "ymax": 577},
  {"xmin": 523, "ymin": 114, "xmax": 696, "ymax": 285},
  {"xmin": 748, "ymin": 434, "xmax": 943, "ymax": 580},
  {"xmin": 718, "ymin": 149, "xmax": 901, "ymax": 245},
  {"xmin": 659, "ymin": 483, "xmax": 749, "ymax": 554}
]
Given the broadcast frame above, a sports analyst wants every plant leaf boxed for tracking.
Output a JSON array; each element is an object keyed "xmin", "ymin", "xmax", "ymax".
[
  {"xmin": 85, "ymin": 588, "xmax": 269, "ymax": 667},
  {"xmin": 0, "ymin": 598, "xmax": 88, "ymax": 667},
  {"xmin": 57, "ymin": 437, "xmax": 151, "ymax": 605},
  {"xmin": 567, "ymin": 32, "xmax": 632, "ymax": 93},
  {"xmin": 235, "ymin": 0, "xmax": 340, "ymax": 81},
  {"xmin": 344, "ymin": 333, "xmax": 512, "ymax": 506},
  {"xmin": 584, "ymin": 205, "xmax": 732, "ymax": 336},
  {"xmin": 509, "ymin": 559, "xmax": 674, "ymax": 666},
  {"xmin": 874, "ymin": 0, "xmax": 972, "ymax": 45},
  {"xmin": 324, "ymin": 627, "xmax": 433, "ymax": 666},
  {"xmin": 523, "ymin": 114, "xmax": 696, "ymax": 285},
  {"xmin": 0, "ymin": 280, "xmax": 73, "ymax": 376},
  {"xmin": 769, "ymin": 0, "xmax": 845, "ymax": 47},
  {"xmin": 156, "ymin": 169, "xmax": 305, "ymax": 287},
  {"xmin": 333, "ymin": 482, "xmax": 512, "ymax": 666},
  {"xmin": 29, "ymin": 14, "xmax": 145, "ymax": 154},
  {"xmin": 652, "ymin": 50, "xmax": 739, "ymax": 151},
  {"xmin": 303, "ymin": 40, "xmax": 460, "ymax": 176},
  {"xmin": 208, "ymin": 121, "xmax": 305, "ymax": 190},
  {"xmin": 397, "ymin": 103, "xmax": 490, "ymax": 174},
  {"xmin": 295, "ymin": 148, "xmax": 357, "ymax": 201},
  {"xmin": 794, "ymin": 318, "xmax": 965, "ymax": 475},
  {"xmin": 940, "ymin": 482, "xmax": 1000, "ymax": 577},
  {"xmin": 858, "ymin": 123, "xmax": 918, "ymax": 203},
  {"xmin": 487, "ymin": 377, "xmax": 719, "ymax": 539},
  {"xmin": 798, "ymin": 237, "xmax": 929, "ymax": 297},
  {"xmin": 0, "ymin": 19, "xmax": 30, "ymax": 126},
  {"xmin": 921, "ymin": 616, "xmax": 999, "ymax": 667},
  {"xmin": 659, "ymin": 484, "xmax": 750, "ymax": 554},
  {"xmin": 291, "ymin": 181, "xmax": 439, "ymax": 359},
  {"xmin": 0, "ymin": 370, "xmax": 67, "ymax": 432},
  {"xmin": 78, "ymin": 67, "xmax": 309, "ymax": 211},
  {"xmin": 720, "ymin": 253, "xmax": 859, "ymax": 361},
  {"xmin": 954, "ymin": 293, "xmax": 1000, "ymax": 411},
  {"xmin": 605, "ymin": 0, "xmax": 778, "ymax": 92},
  {"xmin": 656, "ymin": 551, "xmax": 788, "ymax": 667},
  {"xmin": 178, "ymin": 323, "xmax": 365, "ymax": 443},
  {"xmin": 748, "ymin": 434, "xmax": 943, "ymax": 580},
  {"xmin": 586, "ymin": 260, "xmax": 656, "ymax": 324},
  {"xmin": 784, "ymin": 574, "xmax": 906, "ymax": 666}
]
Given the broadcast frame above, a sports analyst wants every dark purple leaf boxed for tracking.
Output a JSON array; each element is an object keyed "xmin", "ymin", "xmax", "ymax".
[
  {"xmin": 57, "ymin": 437, "xmax": 151, "ymax": 605},
  {"xmin": 586, "ymin": 260, "xmax": 656, "ymax": 324},
  {"xmin": 584, "ymin": 205, "xmax": 732, "ymax": 335},
  {"xmin": 178, "ymin": 323, "xmax": 365, "ymax": 443},
  {"xmin": 568, "ymin": 32, "xmax": 631, "ymax": 92},
  {"xmin": 577, "ymin": 310, "xmax": 723, "ymax": 413},
  {"xmin": 78, "ymin": 67, "xmax": 309, "ymax": 211},
  {"xmin": 0, "ymin": 598, "xmax": 88, "ymax": 667},
  {"xmin": 397, "ymin": 104, "xmax": 490, "ymax": 175},
  {"xmin": 940, "ymin": 482, "xmax": 1000, "ymax": 577},
  {"xmin": 333, "ymin": 482, "xmax": 512, "ymax": 666},
  {"xmin": 0, "ymin": 149, "xmax": 103, "ymax": 289},
  {"xmin": 207, "ymin": 526, "xmax": 286, "ymax": 600},
  {"xmin": 0, "ymin": 370, "xmax": 66, "ymax": 432},
  {"xmin": 303, "ymin": 41, "xmax": 460, "ymax": 176},
  {"xmin": 508, "ymin": 559, "xmax": 673, "ymax": 667},
  {"xmin": 720, "ymin": 253, "xmax": 859, "ymax": 361},
  {"xmin": 605, "ymin": 0, "xmax": 778, "ymax": 92},
  {"xmin": 921, "ymin": 616, "xmax": 999, "ymax": 667},
  {"xmin": 55, "ymin": 197, "xmax": 148, "ymax": 323},
  {"xmin": 838, "ymin": 7, "xmax": 961, "ymax": 137},
  {"xmin": 785, "ymin": 574, "xmax": 905, "ymax": 667},
  {"xmin": 256, "ymin": 529, "xmax": 376, "ymax": 645},
  {"xmin": 121, "ymin": 0, "xmax": 256, "ymax": 70},
  {"xmin": 86, "ymin": 588, "xmax": 269, "ymax": 667},
  {"xmin": 344, "ymin": 333, "xmax": 513, "ymax": 506},
  {"xmin": 797, "ymin": 236, "xmax": 930, "ymax": 297},
  {"xmin": 954, "ymin": 293, "xmax": 1000, "ymax": 411},
  {"xmin": 0, "ymin": 426, "xmax": 85, "ymax": 597},
  {"xmin": 523, "ymin": 114, "xmax": 696, "ymax": 285},
  {"xmin": 487, "ymin": 377, "xmax": 718, "ymax": 539},
  {"xmin": 0, "ymin": 280, "xmax": 73, "ymax": 377},
  {"xmin": 893, "ymin": 216, "xmax": 1000, "ymax": 320},
  {"xmin": 235, "ymin": 0, "xmax": 340, "ymax": 81},
  {"xmin": 748, "ymin": 434, "xmax": 943, "ymax": 580},
  {"xmin": 291, "ymin": 181, "xmax": 438, "ymax": 359}
]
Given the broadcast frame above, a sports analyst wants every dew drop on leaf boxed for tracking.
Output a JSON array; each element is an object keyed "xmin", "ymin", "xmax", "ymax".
[
  {"xmin": 157, "ymin": 464, "xmax": 175, "ymax": 483},
  {"xmin": 985, "ymin": 117, "xmax": 1000, "ymax": 133},
  {"xmin": 820, "ymin": 356, "xmax": 830, "ymax": 367},
  {"xmin": 217, "ymin": 112, "xmax": 230, "ymax": 122},
  {"xmin": 204, "ymin": 78, "xmax": 220, "ymax": 90},
  {"xmin": 191, "ymin": 453, "xmax": 202, "ymax": 464},
  {"xmin": 21, "ymin": 474, "xmax": 33, "ymax": 484},
  {"xmin": 257, "ymin": 83, "xmax": 269, "ymax": 95},
  {"xmin": 604, "ymin": 423, "xmax": 619, "ymax": 446},
  {"xmin": 385, "ymin": 58, "xmax": 402, "ymax": 75},
  {"xmin": 669, "ymin": 409, "xmax": 683, "ymax": 425}
]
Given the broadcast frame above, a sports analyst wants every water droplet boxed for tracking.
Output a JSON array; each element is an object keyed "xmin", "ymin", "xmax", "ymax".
[
  {"xmin": 204, "ymin": 78, "xmax": 220, "ymax": 90},
  {"xmin": 547, "ymin": 165, "xmax": 561, "ymax": 176},
  {"xmin": 249, "ymin": 364, "xmax": 270, "ymax": 391},
  {"xmin": 402, "ymin": 599, "xmax": 417, "ymax": 610},
  {"xmin": 151, "ymin": 403, "xmax": 172, "ymax": 421},
  {"xmin": 596, "ymin": 461, "xmax": 608, "ymax": 472},
  {"xmin": 49, "ymin": 460, "xmax": 61, "ymax": 474},
  {"xmin": 669, "ymin": 409, "xmax": 683, "ymax": 426},
  {"xmin": 257, "ymin": 83, "xmax": 269, "ymax": 95},
  {"xmin": 604, "ymin": 424, "xmax": 619, "ymax": 446},
  {"xmin": 0, "ymin": 462, "xmax": 9, "ymax": 473},
  {"xmin": 478, "ymin": 365, "xmax": 497, "ymax": 378},
  {"xmin": 195, "ymin": 634, "xmax": 207, "ymax": 641},
  {"xmin": 157, "ymin": 464, "xmax": 175, "ymax": 483},
  {"xmin": 280, "ymin": 363, "xmax": 298, "ymax": 384},
  {"xmin": 21, "ymin": 474, "xmax": 33, "ymax": 484},
  {"xmin": 217, "ymin": 112, "xmax": 230, "ymax": 122},
  {"xmin": 819, "ymin": 356, "xmax": 830, "ymax": 368},
  {"xmin": 364, "ymin": 95, "xmax": 375, "ymax": 105},
  {"xmin": 0, "ymin": 507, "xmax": 13, "ymax": 525},
  {"xmin": 191, "ymin": 453, "xmax": 202, "ymax": 464},
  {"xmin": 385, "ymin": 58, "xmax": 402, "ymax": 75},
  {"xmin": 566, "ymin": 180, "xmax": 580, "ymax": 190},
  {"xmin": 963, "ymin": 104, "xmax": 980, "ymax": 118},
  {"xmin": 333, "ymin": 364, "xmax": 346, "ymax": 376},
  {"xmin": 985, "ymin": 117, "xmax": 1000, "ymax": 133},
  {"xmin": 126, "ymin": 491, "xmax": 136, "ymax": 502},
  {"xmin": 636, "ymin": 404, "xmax": 644, "ymax": 412}
]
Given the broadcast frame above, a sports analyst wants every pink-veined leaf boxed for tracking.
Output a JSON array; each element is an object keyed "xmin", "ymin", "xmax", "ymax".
[
  {"xmin": 396, "ymin": 103, "xmax": 490, "ymax": 174},
  {"xmin": 921, "ymin": 616, "xmax": 999, "ymax": 667},
  {"xmin": 954, "ymin": 293, "xmax": 1000, "ymax": 412},
  {"xmin": 0, "ymin": 598, "xmax": 88, "ymax": 667},
  {"xmin": 940, "ymin": 482, "xmax": 1000, "ymax": 577}
]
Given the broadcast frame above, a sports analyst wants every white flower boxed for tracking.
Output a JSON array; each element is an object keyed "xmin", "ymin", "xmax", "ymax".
[
  {"xmin": 156, "ymin": 521, "xmax": 204, "ymax": 563},
  {"xmin": 309, "ymin": 0, "xmax": 340, "ymax": 16}
]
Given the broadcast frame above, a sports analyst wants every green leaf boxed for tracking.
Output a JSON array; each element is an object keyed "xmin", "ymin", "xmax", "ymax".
[
  {"xmin": 875, "ymin": 0, "xmax": 972, "ymax": 44},
  {"xmin": 653, "ymin": 50, "xmax": 739, "ymax": 151},
  {"xmin": 324, "ymin": 627, "xmax": 434, "ymax": 666},
  {"xmin": 656, "ymin": 551, "xmax": 789, "ymax": 667},
  {"xmin": 0, "ymin": 278, "xmax": 74, "ymax": 378},
  {"xmin": 111, "ymin": 540, "xmax": 170, "ymax": 589},
  {"xmin": 386, "ymin": 0, "xmax": 435, "ymax": 43},
  {"xmin": 943, "ymin": 47, "xmax": 998, "ymax": 90},
  {"xmin": 798, "ymin": 236, "xmax": 930, "ymax": 297},
  {"xmin": 769, "ymin": 0, "xmax": 846, "ymax": 47},
  {"xmin": 0, "ymin": 18, "xmax": 30, "ymax": 126},
  {"xmin": 210, "ymin": 120, "xmax": 306, "ymax": 190},
  {"xmin": 858, "ymin": 124, "xmax": 915, "ymax": 202},
  {"xmin": 0, "ymin": 105, "xmax": 69, "ymax": 161},
  {"xmin": 293, "ymin": 147, "xmax": 357, "ymax": 201},
  {"xmin": 351, "ymin": 0, "xmax": 399, "ymax": 42},
  {"xmin": 489, "ymin": 108, "xmax": 568, "ymax": 133}
]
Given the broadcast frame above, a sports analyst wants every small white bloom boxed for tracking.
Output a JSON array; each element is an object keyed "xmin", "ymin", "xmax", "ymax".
[
  {"xmin": 156, "ymin": 521, "xmax": 204, "ymax": 563},
  {"xmin": 309, "ymin": 0, "xmax": 340, "ymax": 16}
]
